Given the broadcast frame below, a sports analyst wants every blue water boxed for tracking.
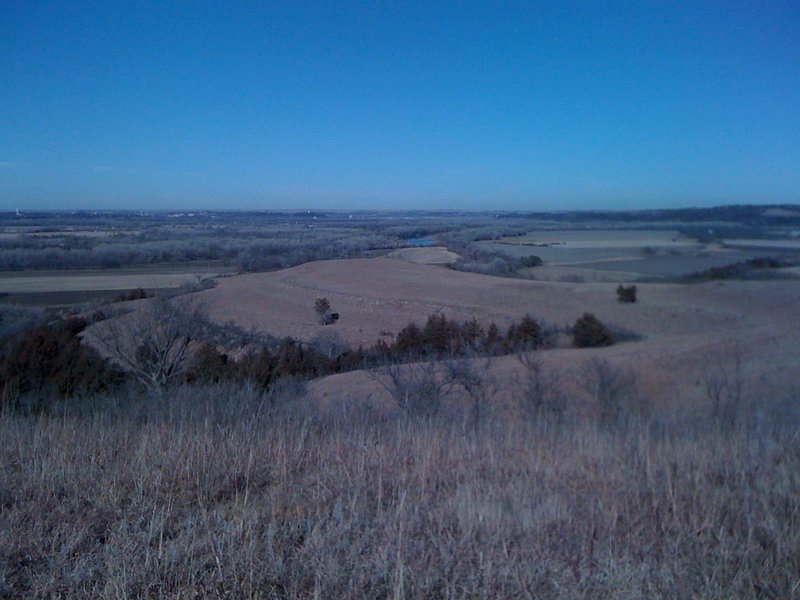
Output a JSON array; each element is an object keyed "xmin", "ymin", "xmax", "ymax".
[{"xmin": 405, "ymin": 238, "xmax": 436, "ymax": 247}]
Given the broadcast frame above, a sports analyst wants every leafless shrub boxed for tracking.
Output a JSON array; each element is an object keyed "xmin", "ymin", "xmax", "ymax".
[
  {"xmin": 703, "ymin": 344, "xmax": 748, "ymax": 429},
  {"xmin": 0, "ymin": 305, "xmax": 46, "ymax": 339},
  {"xmin": 444, "ymin": 356, "xmax": 498, "ymax": 430},
  {"xmin": 574, "ymin": 358, "xmax": 638, "ymax": 426},
  {"xmin": 309, "ymin": 329, "xmax": 350, "ymax": 361},
  {"xmin": 372, "ymin": 359, "xmax": 455, "ymax": 418},
  {"xmin": 512, "ymin": 351, "xmax": 565, "ymax": 419}
]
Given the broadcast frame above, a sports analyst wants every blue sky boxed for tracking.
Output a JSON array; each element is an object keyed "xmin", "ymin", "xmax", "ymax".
[{"xmin": 1, "ymin": 1, "xmax": 799, "ymax": 211}]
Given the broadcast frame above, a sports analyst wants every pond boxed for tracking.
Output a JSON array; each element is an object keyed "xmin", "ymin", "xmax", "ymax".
[{"xmin": 405, "ymin": 237, "xmax": 436, "ymax": 247}]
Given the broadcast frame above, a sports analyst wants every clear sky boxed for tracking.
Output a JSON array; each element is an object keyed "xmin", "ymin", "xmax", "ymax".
[{"xmin": 1, "ymin": 1, "xmax": 799, "ymax": 211}]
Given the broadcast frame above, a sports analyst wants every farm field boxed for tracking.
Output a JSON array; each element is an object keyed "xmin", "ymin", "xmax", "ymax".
[
  {"xmin": 0, "ymin": 263, "xmax": 235, "ymax": 306},
  {"xmin": 722, "ymin": 238, "xmax": 800, "ymax": 250},
  {"xmin": 0, "ymin": 230, "xmax": 120, "ymax": 239},
  {"xmin": 480, "ymin": 230, "xmax": 780, "ymax": 280},
  {"xmin": 385, "ymin": 246, "xmax": 460, "ymax": 264},
  {"xmin": 492, "ymin": 229, "xmax": 695, "ymax": 247},
  {"xmin": 565, "ymin": 252, "xmax": 772, "ymax": 277}
]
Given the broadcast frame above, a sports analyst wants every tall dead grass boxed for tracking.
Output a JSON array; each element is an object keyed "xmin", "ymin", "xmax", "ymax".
[{"xmin": 1, "ymin": 384, "xmax": 798, "ymax": 598}]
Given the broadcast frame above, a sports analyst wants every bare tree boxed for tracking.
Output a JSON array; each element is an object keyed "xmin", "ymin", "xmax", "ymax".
[
  {"xmin": 90, "ymin": 298, "xmax": 206, "ymax": 392},
  {"xmin": 372, "ymin": 358, "xmax": 455, "ymax": 418},
  {"xmin": 512, "ymin": 351, "xmax": 564, "ymax": 419},
  {"xmin": 309, "ymin": 329, "xmax": 350, "ymax": 361},
  {"xmin": 444, "ymin": 356, "xmax": 498, "ymax": 431},
  {"xmin": 574, "ymin": 358, "xmax": 637, "ymax": 426}
]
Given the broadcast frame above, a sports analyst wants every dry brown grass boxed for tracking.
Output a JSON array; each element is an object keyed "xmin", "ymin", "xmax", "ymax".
[
  {"xmin": 122, "ymin": 257, "xmax": 800, "ymax": 410},
  {"xmin": 1, "ymin": 384, "xmax": 798, "ymax": 598}
]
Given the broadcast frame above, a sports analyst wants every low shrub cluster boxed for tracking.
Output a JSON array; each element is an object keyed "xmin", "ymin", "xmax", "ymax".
[
  {"xmin": 187, "ymin": 314, "xmax": 552, "ymax": 389},
  {"xmin": 187, "ymin": 339, "xmax": 343, "ymax": 388}
]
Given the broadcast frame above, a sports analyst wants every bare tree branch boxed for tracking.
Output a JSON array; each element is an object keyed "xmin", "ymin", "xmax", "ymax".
[
  {"xmin": 574, "ymin": 358, "xmax": 637, "ymax": 426},
  {"xmin": 444, "ymin": 356, "xmax": 498, "ymax": 431},
  {"xmin": 90, "ymin": 297, "xmax": 207, "ymax": 392},
  {"xmin": 512, "ymin": 351, "xmax": 564, "ymax": 419},
  {"xmin": 371, "ymin": 357, "xmax": 455, "ymax": 418}
]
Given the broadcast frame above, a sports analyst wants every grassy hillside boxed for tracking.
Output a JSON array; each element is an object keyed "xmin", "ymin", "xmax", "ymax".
[{"xmin": 1, "ymin": 384, "xmax": 797, "ymax": 598}]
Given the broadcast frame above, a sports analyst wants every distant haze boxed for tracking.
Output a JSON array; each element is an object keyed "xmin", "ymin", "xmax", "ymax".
[{"xmin": 1, "ymin": 2, "xmax": 799, "ymax": 211}]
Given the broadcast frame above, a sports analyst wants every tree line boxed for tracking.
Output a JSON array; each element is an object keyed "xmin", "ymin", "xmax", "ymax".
[{"xmin": 1, "ymin": 304, "xmax": 617, "ymax": 413}]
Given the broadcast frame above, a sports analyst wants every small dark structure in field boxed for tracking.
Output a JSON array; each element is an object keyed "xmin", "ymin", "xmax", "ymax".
[
  {"xmin": 323, "ymin": 312, "xmax": 339, "ymax": 325},
  {"xmin": 616, "ymin": 284, "xmax": 637, "ymax": 303}
]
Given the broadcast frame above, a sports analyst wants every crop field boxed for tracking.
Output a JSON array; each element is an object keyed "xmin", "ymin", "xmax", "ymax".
[
  {"xmin": 492, "ymin": 229, "xmax": 695, "ymax": 247},
  {"xmin": 0, "ymin": 264, "xmax": 235, "ymax": 306},
  {"xmin": 385, "ymin": 246, "xmax": 460, "ymax": 264},
  {"xmin": 27, "ymin": 230, "xmax": 119, "ymax": 238},
  {"xmin": 565, "ymin": 251, "xmax": 769, "ymax": 277},
  {"xmin": 722, "ymin": 238, "xmax": 800, "ymax": 250},
  {"xmin": 479, "ymin": 230, "xmax": 777, "ymax": 280}
]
